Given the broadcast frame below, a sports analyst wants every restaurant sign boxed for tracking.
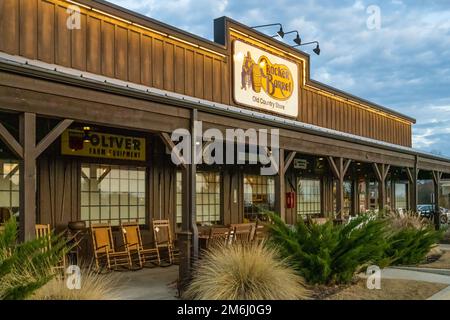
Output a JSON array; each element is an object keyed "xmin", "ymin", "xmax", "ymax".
[
  {"xmin": 61, "ymin": 129, "xmax": 146, "ymax": 161},
  {"xmin": 233, "ymin": 40, "xmax": 299, "ymax": 118}
]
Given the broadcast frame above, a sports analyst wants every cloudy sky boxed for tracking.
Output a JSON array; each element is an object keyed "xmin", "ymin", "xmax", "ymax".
[{"xmin": 108, "ymin": 0, "xmax": 450, "ymax": 156}]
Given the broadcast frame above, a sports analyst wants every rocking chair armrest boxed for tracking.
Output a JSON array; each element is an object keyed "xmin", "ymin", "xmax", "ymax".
[
  {"xmin": 124, "ymin": 242, "xmax": 140, "ymax": 251},
  {"xmin": 95, "ymin": 244, "xmax": 109, "ymax": 251},
  {"xmin": 116, "ymin": 242, "xmax": 132, "ymax": 251},
  {"xmin": 142, "ymin": 241, "xmax": 157, "ymax": 248}
]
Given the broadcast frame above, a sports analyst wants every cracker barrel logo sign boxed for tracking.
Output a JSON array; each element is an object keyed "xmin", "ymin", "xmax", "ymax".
[
  {"xmin": 233, "ymin": 40, "xmax": 299, "ymax": 117},
  {"xmin": 61, "ymin": 129, "xmax": 146, "ymax": 161}
]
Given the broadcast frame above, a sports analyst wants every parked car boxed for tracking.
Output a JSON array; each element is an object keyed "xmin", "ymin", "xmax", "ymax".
[{"xmin": 417, "ymin": 205, "xmax": 449, "ymax": 224}]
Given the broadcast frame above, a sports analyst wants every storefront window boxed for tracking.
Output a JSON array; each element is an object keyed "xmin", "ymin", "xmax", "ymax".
[
  {"xmin": 0, "ymin": 160, "xmax": 19, "ymax": 221},
  {"xmin": 81, "ymin": 164, "xmax": 146, "ymax": 226},
  {"xmin": 176, "ymin": 171, "xmax": 182, "ymax": 223},
  {"xmin": 176, "ymin": 171, "xmax": 221, "ymax": 224},
  {"xmin": 332, "ymin": 180, "xmax": 352, "ymax": 216},
  {"xmin": 343, "ymin": 181, "xmax": 352, "ymax": 216},
  {"xmin": 243, "ymin": 175, "xmax": 275, "ymax": 221},
  {"xmin": 386, "ymin": 182, "xmax": 392, "ymax": 210},
  {"xmin": 196, "ymin": 172, "xmax": 221, "ymax": 224},
  {"xmin": 297, "ymin": 179, "xmax": 321, "ymax": 217},
  {"xmin": 368, "ymin": 181, "xmax": 379, "ymax": 210},
  {"xmin": 442, "ymin": 181, "xmax": 450, "ymax": 210},
  {"xmin": 359, "ymin": 180, "xmax": 367, "ymax": 213},
  {"xmin": 395, "ymin": 183, "xmax": 408, "ymax": 211}
]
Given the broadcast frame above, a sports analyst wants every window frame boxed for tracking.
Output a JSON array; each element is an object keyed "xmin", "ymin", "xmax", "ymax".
[{"xmin": 80, "ymin": 163, "xmax": 147, "ymax": 226}]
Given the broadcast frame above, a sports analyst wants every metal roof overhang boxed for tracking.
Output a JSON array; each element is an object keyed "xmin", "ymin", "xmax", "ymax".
[{"xmin": 0, "ymin": 52, "xmax": 449, "ymax": 170}]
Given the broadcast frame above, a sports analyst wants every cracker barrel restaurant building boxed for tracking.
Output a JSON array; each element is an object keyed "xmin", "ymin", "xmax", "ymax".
[{"xmin": 1, "ymin": 0, "xmax": 450, "ymax": 281}]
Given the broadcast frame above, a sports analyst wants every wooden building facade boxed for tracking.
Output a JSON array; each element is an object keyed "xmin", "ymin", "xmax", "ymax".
[{"xmin": 0, "ymin": 0, "xmax": 450, "ymax": 281}]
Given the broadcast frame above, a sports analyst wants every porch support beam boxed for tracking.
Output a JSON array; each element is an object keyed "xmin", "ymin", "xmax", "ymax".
[
  {"xmin": 432, "ymin": 170, "xmax": 443, "ymax": 230},
  {"xmin": 373, "ymin": 163, "xmax": 390, "ymax": 211},
  {"xmin": 406, "ymin": 159, "xmax": 419, "ymax": 212},
  {"xmin": 19, "ymin": 113, "xmax": 36, "ymax": 241},
  {"xmin": 0, "ymin": 121, "xmax": 23, "ymax": 158},
  {"xmin": 275, "ymin": 148, "xmax": 286, "ymax": 222},
  {"xmin": 283, "ymin": 151, "xmax": 297, "ymax": 175},
  {"xmin": 34, "ymin": 119, "xmax": 73, "ymax": 158},
  {"xmin": 328, "ymin": 157, "xmax": 352, "ymax": 217},
  {"xmin": 351, "ymin": 179, "xmax": 359, "ymax": 216},
  {"xmin": 159, "ymin": 132, "xmax": 187, "ymax": 170},
  {"xmin": 178, "ymin": 109, "xmax": 198, "ymax": 291}
]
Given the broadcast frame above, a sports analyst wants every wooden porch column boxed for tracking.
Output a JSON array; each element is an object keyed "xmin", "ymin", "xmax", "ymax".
[
  {"xmin": 161, "ymin": 109, "xmax": 198, "ymax": 289},
  {"xmin": 351, "ymin": 179, "xmax": 359, "ymax": 216},
  {"xmin": 406, "ymin": 164, "xmax": 418, "ymax": 212},
  {"xmin": 19, "ymin": 113, "xmax": 36, "ymax": 240},
  {"xmin": 273, "ymin": 150, "xmax": 296, "ymax": 222},
  {"xmin": 432, "ymin": 170, "xmax": 443, "ymax": 230},
  {"xmin": 373, "ymin": 163, "xmax": 390, "ymax": 212},
  {"xmin": 328, "ymin": 157, "xmax": 352, "ymax": 218},
  {"xmin": 1, "ymin": 113, "xmax": 74, "ymax": 241},
  {"xmin": 274, "ymin": 148, "xmax": 285, "ymax": 221}
]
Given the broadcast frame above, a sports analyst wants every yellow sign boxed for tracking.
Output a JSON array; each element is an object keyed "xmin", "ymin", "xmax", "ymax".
[
  {"xmin": 243, "ymin": 55, "xmax": 294, "ymax": 101},
  {"xmin": 233, "ymin": 40, "xmax": 299, "ymax": 117},
  {"xmin": 61, "ymin": 130, "xmax": 146, "ymax": 161}
]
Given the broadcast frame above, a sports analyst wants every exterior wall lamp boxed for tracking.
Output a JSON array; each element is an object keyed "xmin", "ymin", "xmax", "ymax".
[
  {"xmin": 292, "ymin": 41, "xmax": 321, "ymax": 56},
  {"xmin": 273, "ymin": 30, "xmax": 302, "ymax": 46},
  {"xmin": 251, "ymin": 23, "xmax": 285, "ymax": 38}
]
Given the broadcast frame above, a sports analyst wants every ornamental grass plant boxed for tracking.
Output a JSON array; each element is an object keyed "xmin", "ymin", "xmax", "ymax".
[{"xmin": 184, "ymin": 241, "xmax": 309, "ymax": 300}]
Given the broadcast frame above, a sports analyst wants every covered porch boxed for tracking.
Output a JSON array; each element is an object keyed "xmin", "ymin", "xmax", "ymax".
[{"xmin": 1, "ymin": 62, "xmax": 450, "ymax": 285}]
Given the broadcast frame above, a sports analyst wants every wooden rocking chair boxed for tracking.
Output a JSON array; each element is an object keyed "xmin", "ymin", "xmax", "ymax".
[
  {"xmin": 121, "ymin": 222, "xmax": 160, "ymax": 267},
  {"xmin": 207, "ymin": 227, "xmax": 231, "ymax": 249},
  {"xmin": 35, "ymin": 224, "xmax": 67, "ymax": 274},
  {"xmin": 230, "ymin": 223, "xmax": 255, "ymax": 244},
  {"xmin": 152, "ymin": 219, "xmax": 179, "ymax": 265},
  {"xmin": 90, "ymin": 223, "xmax": 132, "ymax": 271}
]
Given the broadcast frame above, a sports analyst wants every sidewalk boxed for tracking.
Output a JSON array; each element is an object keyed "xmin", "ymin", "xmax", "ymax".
[{"xmin": 381, "ymin": 268, "xmax": 450, "ymax": 300}]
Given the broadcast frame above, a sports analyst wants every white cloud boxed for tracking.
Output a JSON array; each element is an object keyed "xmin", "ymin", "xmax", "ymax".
[{"xmin": 106, "ymin": 0, "xmax": 450, "ymax": 156}]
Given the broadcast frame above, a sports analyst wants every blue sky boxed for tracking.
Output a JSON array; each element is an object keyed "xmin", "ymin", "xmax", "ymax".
[{"xmin": 108, "ymin": 0, "xmax": 450, "ymax": 156}]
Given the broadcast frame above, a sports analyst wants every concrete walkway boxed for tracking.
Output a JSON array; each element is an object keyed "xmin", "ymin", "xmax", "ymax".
[
  {"xmin": 382, "ymin": 268, "xmax": 450, "ymax": 285},
  {"xmin": 381, "ymin": 267, "xmax": 450, "ymax": 300},
  {"xmin": 112, "ymin": 265, "xmax": 179, "ymax": 300}
]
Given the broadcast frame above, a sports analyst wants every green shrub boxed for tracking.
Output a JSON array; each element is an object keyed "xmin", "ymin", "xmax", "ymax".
[
  {"xmin": 0, "ymin": 218, "xmax": 68, "ymax": 300},
  {"xmin": 380, "ymin": 212, "xmax": 444, "ymax": 266},
  {"xmin": 268, "ymin": 213, "xmax": 389, "ymax": 285}
]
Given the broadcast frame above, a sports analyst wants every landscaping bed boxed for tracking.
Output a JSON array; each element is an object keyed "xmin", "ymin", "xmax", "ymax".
[
  {"xmin": 322, "ymin": 279, "xmax": 446, "ymax": 300},
  {"xmin": 418, "ymin": 251, "xmax": 450, "ymax": 269}
]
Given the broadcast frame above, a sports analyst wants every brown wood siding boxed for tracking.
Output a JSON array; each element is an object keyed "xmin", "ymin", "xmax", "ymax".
[
  {"xmin": 56, "ymin": 5, "xmax": 71, "ymax": 67},
  {"xmin": 38, "ymin": 156, "xmax": 80, "ymax": 229},
  {"xmin": 0, "ymin": 0, "xmax": 20, "ymax": 55},
  {"xmin": 0, "ymin": 0, "xmax": 412, "ymax": 147},
  {"xmin": 86, "ymin": 16, "xmax": 101, "ymax": 74},
  {"xmin": 140, "ymin": 34, "xmax": 152, "ymax": 86},
  {"xmin": 128, "ymin": 30, "xmax": 141, "ymax": 83},
  {"xmin": 38, "ymin": 0, "xmax": 55, "ymax": 64}
]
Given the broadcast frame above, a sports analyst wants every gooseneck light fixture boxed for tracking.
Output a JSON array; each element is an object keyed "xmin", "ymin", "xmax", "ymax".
[
  {"xmin": 292, "ymin": 41, "xmax": 321, "ymax": 56},
  {"xmin": 273, "ymin": 30, "xmax": 302, "ymax": 45},
  {"xmin": 251, "ymin": 23, "xmax": 285, "ymax": 38},
  {"xmin": 82, "ymin": 126, "xmax": 91, "ymax": 143}
]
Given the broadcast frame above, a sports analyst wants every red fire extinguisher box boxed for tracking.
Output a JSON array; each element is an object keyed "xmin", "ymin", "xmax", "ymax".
[{"xmin": 286, "ymin": 192, "xmax": 296, "ymax": 209}]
